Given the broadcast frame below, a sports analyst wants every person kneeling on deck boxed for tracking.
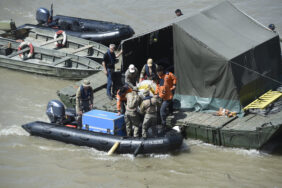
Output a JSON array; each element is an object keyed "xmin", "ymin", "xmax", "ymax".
[
  {"xmin": 76, "ymin": 80, "xmax": 94, "ymax": 129},
  {"xmin": 140, "ymin": 89, "xmax": 161, "ymax": 138},
  {"xmin": 116, "ymin": 84, "xmax": 132, "ymax": 115},
  {"xmin": 155, "ymin": 66, "xmax": 177, "ymax": 127},
  {"xmin": 125, "ymin": 87, "xmax": 142, "ymax": 137}
]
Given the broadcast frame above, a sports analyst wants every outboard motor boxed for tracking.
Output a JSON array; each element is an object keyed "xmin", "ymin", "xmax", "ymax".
[
  {"xmin": 46, "ymin": 100, "xmax": 65, "ymax": 124},
  {"xmin": 36, "ymin": 8, "xmax": 50, "ymax": 24}
]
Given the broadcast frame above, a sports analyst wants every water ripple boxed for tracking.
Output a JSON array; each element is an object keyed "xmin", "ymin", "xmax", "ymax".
[{"xmin": 0, "ymin": 125, "xmax": 28, "ymax": 136}]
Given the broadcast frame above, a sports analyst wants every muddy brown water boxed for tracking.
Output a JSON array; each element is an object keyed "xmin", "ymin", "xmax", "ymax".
[{"xmin": 0, "ymin": 0, "xmax": 282, "ymax": 187}]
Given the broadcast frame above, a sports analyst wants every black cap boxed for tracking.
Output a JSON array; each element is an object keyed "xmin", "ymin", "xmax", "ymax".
[{"xmin": 175, "ymin": 9, "xmax": 181, "ymax": 13}]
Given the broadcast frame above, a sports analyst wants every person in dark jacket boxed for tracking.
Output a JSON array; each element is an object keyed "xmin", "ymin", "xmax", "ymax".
[
  {"xmin": 76, "ymin": 80, "xmax": 94, "ymax": 128},
  {"xmin": 102, "ymin": 44, "xmax": 122, "ymax": 100},
  {"xmin": 139, "ymin": 58, "xmax": 158, "ymax": 82}
]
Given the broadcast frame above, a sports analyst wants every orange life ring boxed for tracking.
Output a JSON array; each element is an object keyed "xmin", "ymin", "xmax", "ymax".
[
  {"xmin": 54, "ymin": 30, "xmax": 67, "ymax": 47},
  {"xmin": 18, "ymin": 41, "xmax": 34, "ymax": 59}
]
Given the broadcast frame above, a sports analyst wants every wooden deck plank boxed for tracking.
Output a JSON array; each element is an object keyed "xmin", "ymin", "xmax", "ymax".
[{"xmin": 173, "ymin": 111, "xmax": 237, "ymax": 128}]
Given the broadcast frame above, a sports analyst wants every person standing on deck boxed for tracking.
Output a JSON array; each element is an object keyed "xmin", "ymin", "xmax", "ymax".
[
  {"xmin": 139, "ymin": 58, "xmax": 158, "ymax": 82},
  {"xmin": 155, "ymin": 66, "xmax": 177, "ymax": 127},
  {"xmin": 102, "ymin": 44, "xmax": 122, "ymax": 100},
  {"xmin": 124, "ymin": 87, "xmax": 142, "ymax": 137},
  {"xmin": 76, "ymin": 80, "xmax": 94, "ymax": 129},
  {"xmin": 139, "ymin": 89, "xmax": 161, "ymax": 138},
  {"xmin": 125, "ymin": 64, "xmax": 139, "ymax": 89}
]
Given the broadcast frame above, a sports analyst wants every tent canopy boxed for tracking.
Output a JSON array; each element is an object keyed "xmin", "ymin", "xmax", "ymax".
[
  {"xmin": 175, "ymin": 1, "xmax": 276, "ymax": 60},
  {"xmin": 121, "ymin": 1, "xmax": 281, "ymax": 114}
]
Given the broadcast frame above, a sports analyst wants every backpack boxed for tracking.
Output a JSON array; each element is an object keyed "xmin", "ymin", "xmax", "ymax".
[{"xmin": 127, "ymin": 92, "xmax": 139, "ymax": 109}]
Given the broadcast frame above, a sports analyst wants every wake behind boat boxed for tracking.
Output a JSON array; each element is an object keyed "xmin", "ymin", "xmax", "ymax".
[{"xmin": 0, "ymin": 37, "xmax": 102, "ymax": 80}]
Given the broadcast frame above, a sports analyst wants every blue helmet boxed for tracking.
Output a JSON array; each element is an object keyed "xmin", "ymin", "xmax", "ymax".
[{"xmin": 268, "ymin": 24, "xmax": 275, "ymax": 31}]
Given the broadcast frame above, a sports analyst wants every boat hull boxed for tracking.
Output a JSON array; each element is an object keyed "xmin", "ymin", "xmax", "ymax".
[
  {"xmin": 0, "ymin": 37, "xmax": 102, "ymax": 80},
  {"xmin": 1, "ymin": 27, "xmax": 108, "ymax": 63},
  {"xmin": 0, "ymin": 56, "xmax": 98, "ymax": 80},
  {"xmin": 18, "ymin": 14, "xmax": 135, "ymax": 45},
  {"xmin": 171, "ymin": 110, "xmax": 282, "ymax": 150},
  {"xmin": 22, "ymin": 121, "xmax": 184, "ymax": 155}
]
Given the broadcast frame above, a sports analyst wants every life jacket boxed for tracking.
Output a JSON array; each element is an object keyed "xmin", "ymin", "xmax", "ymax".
[
  {"xmin": 107, "ymin": 49, "xmax": 115, "ymax": 66},
  {"xmin": 144, "ymin": 64, "xmax": 156, "ymax": 79},
  {"xmin": 127, "ymin": 92, "xmax": 139, "ymax": 109},
  {"xmin": 104, "ymin": 49, "xmax": 116, "ymax": 69},
  {"xmin": 126, "ymin": 91, "xmax": 140, "ymax": 112},
  {"xmin": 142, "ymin": 96, "xmax": 158, "ymax": 114},
  {"xmin": 143, "ymin": 96, "xmax": 152, "ymax": 101},
  {"xmin": 80, "ymin": 85, "xmax": 92, "ymax": 101}
]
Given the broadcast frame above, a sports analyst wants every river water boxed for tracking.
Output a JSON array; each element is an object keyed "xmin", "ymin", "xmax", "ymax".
[{"xmin": 0, "ymin": 0, "xmax": 282, "ymax": 187}]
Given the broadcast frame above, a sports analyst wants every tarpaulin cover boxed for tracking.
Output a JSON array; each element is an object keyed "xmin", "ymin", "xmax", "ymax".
[
  {"xmin": 173, "ymin": 1, "xmax": 281, "ymax": 114},
  {"xmin": 122, "ymin": 1, "xmax": 281, "ymax": 114}
]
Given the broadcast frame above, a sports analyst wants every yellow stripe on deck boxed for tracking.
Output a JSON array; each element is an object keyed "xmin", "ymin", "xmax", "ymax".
[{"xmin": 244, "ymin": 90, "xmax": 282, "ymax": 110}]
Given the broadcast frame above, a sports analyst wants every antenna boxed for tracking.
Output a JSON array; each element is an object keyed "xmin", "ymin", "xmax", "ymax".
[{"xmin": 50, "ymin": 3, "xmax": 53, "ymax": 21}]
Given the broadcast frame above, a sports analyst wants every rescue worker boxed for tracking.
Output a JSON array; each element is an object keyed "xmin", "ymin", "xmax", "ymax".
[
  {"xmin": 155, "ymin": 66, "xmax": 177, "ymax": 127},
  {"xmin": 116, "ymin": 84, "xmax": 132, "ymax": 115},
  {"xmin": 76, "ymin": 80, "xmax": 94, "ymax": 128},
  {"xmin": 102, "ymin": 44, "xmax": 122, "ymax": 100},
  {"xmin": 125, "ymin": 64, "xmax": 139, "ymax": 89},
  {"xmin": 124, "ymin": 87, "xmax": 142, "ymax": 137},
  {"xmin": 139, "ymin": 58, "xmax": 158, "ymax": 82},
  {"xmin": 140, "ymin": 89, "xmax": 161, "ymax": 138}
]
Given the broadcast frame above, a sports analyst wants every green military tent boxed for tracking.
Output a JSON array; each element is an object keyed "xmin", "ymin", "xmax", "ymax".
[{"xmin": 121, "ymin": 1, "xmax": 281, "ymax": 114}]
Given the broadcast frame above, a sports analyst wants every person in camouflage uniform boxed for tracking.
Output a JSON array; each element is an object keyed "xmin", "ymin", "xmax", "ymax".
[
  {"xmin": 76, "ymin": 80, "xmax": 94, "ymax": 128},
  {"xmin": 124, "ymin": 87, "xmax": 142, "ymax": 137},
  {"xmin": 125, "ymin": 64, "xmax": 139, "ymax": 89},
  {"xmin": 140, "ymin": 89, "xmax": 161, "ymax": 138}
]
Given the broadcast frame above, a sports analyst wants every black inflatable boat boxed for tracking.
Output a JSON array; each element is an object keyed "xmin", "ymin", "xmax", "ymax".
[
  {"xmin": 18, "ymin": 6, "xmax": 135, "ymax": 45},
  {"xmin": 22, "ymin": 100, "xmax": 183, "ymax": 156},
  {"xmin": 22, "ymin": 121, "xmax": 183, "ymax": 155}
]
